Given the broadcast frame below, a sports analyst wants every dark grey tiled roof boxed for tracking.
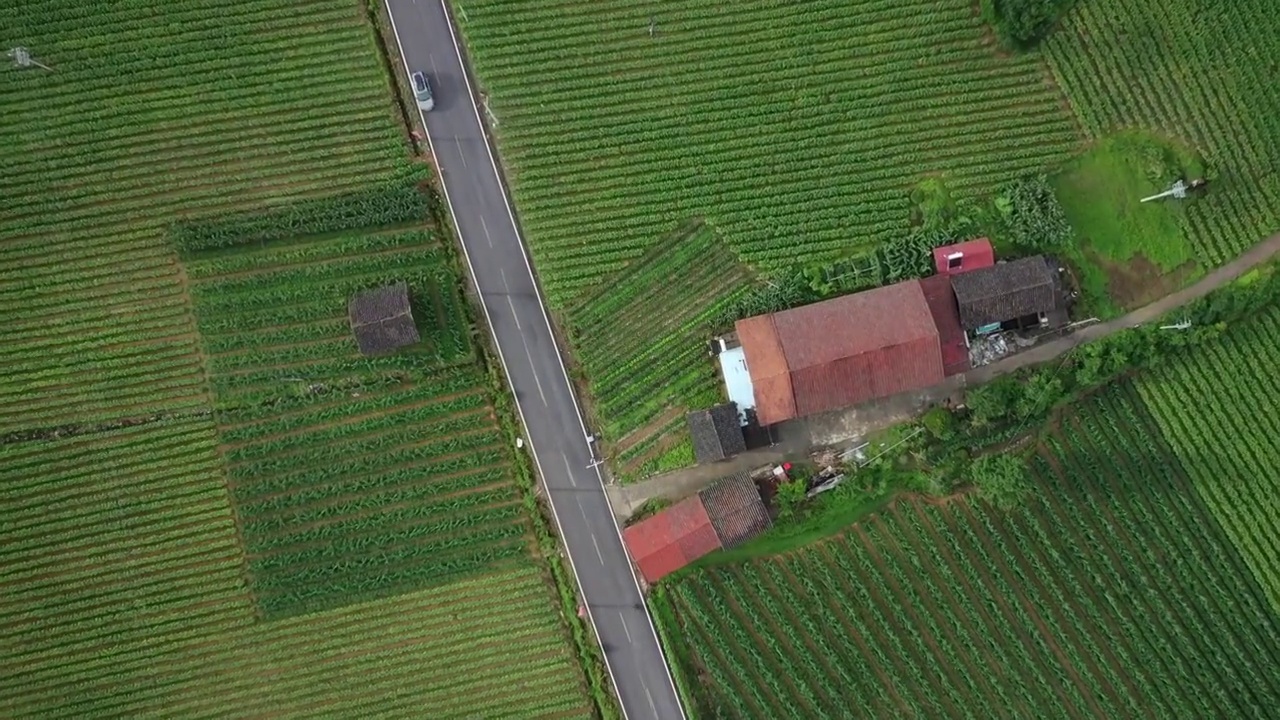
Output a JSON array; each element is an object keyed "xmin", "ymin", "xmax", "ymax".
[
  {"xmin": 348, "ymin": 281, "xmax": 420, "ymax": 356},
  {"xmin": 687, "ymin": 402, "xmax": 746, "ymax": 464},
  {"xmin": 950, "ymin": 256, "xmax": 1057, "ymax": 330},
  {"xmin": 698, "ymin": 471, "xmax": 771, "ymax": 549}
]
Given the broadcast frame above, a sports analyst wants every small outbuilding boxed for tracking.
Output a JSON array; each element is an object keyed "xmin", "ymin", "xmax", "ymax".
[
  {"xmin": 697, "ymin": 471, "xmax": 771, "ymax": 549},
  {"xmin": 687, "ymin": 402, "xmax": 746, "ymax": 464},
  {"xmin": 950, "ymin": 256, "xmax": 1059, "ymax": 332},
  {"xmin": 932, "ymin": 237, "xmax": 995, "ymax": 276},
  {"xmin": 348, "ymin": 281, "xmax": 420, "ymax": 356}
]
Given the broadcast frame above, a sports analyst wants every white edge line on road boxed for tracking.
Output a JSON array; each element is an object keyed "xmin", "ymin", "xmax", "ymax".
[{"xmin": 384, "ymin": 4, "xmax": 685, "ymax": 718}]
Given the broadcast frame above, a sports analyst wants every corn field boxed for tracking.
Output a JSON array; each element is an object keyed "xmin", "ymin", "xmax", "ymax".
[
  {"xmin": 0, "ymin": 0, "xmax": 591, "ymax": 716},
  {"xmin": 451, "ymin": 0, "xmax": 1082, "ymax": 308},
  {"xmin": 1135, "ymin": 304, "xmax": 1280, "ymax": 613},
  {"xmin": 658, "ymin": 383, "xmax": 1280, "ymax": 718}
]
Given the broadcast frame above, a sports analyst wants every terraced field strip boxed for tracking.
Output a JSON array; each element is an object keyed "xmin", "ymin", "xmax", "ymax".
[
  {"xmin": 1044, "ymin": 0, "xmax": 1280, "ymax": 265},
  {"xmin": 0, "ymin": 418, "xmax": 256, "ymax": 705},
  {"xmin": 453, "ymin": 0, "xmax": 1080, "ymax": 305},
  {"xmin": 659, "ymin": 388, "xmax": 1280, "ymax": 718},
  {"xmin": 1133, "ymin": 304, "xmax": 1280, "ymax": 612},
  {"xmin": 565, "ymin": 223, "xmax": 753, "ymax": 475}
]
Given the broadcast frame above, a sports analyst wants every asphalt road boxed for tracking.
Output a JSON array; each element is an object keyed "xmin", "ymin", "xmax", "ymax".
[{"xmin": 382, "ymin": 2, "xmax": 686, "ymax": 718}]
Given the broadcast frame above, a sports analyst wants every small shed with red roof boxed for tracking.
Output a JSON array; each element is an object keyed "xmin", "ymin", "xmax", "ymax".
[
  {"xmin": 933, "ymin": 238, "xmax": 995, "ymax": 276},
  {"xmin": 622, "ymin": 495, "xmax": 722, "ymax": 584}
]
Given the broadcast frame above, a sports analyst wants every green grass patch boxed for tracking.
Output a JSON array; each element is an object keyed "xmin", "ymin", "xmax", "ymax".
[{"xmin": 1052, "ymin": 131, "xmax": 1200, "ymax": 271}]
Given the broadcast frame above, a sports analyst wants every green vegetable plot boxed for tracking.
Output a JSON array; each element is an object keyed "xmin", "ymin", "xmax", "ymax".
[
  {"xmin": 658, "ymin": 386, "xmax": 1280, "ymax": 718},
  {"xmin": 1044, "ymin": 0, "xmax": 1280, "ymax": 265},
  {"xmin": 181, "ymin": 229, "xmax": 525, "ymax": 617},
  {"xmin": 567, "ymin": 223, "xmax": 754, "ymax": 475},
  {"xmin": 453, "ymin": 0, "xmax": 1081, "ymax": 306},
  {"xmin": 0, "ymin": 0, "xmax": 592, "ymax": 716}
]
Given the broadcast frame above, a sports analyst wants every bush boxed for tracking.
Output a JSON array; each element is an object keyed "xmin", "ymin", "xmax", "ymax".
[
  {"xmin": 964, "ymin": 376, "xmax": 1020, "ymax": 427},
  {"xmin": 921, "ymin": 407, "xmax": 957, "ymax": 441},
  {"xmin": 774, "ymin": 478, "xmax": 808, "ymax": 518},
  {"xmin": 984, "ymin": 0, "xmax": 1072, "ymax": 49},
  {"xmin": 994, "ymin": 176, "xmax": 1073, "ymax": 251},
  {"xmin": 969, "ymin": 454, "xmax": 1031, "ymax": 510}
]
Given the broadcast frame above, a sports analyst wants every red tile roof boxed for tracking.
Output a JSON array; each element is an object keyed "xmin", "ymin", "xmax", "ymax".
[
  {"xmin": 735, "ymin": 314, "xmax": 795, "ymax": 425},
  {"xmin": 622, "ymin": 495, "xmax": 722, "ymax": 584},
  {"xmin": 919, "ymin": 275, "xmax": 970, "ymax": 376},
  {"xmin": 933, "ymin": 238, "xmax": 995, "ymax": 276},
  {"xmin": 737, "ymin": 281, "xmax": 944, "ymax": 424}
]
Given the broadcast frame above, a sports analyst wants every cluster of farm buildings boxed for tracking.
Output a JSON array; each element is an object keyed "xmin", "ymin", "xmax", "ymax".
[
  {"xmin": 691, "ymin": 239, "xmax": 1070, "ymax": 463},
  {"xmin": 623, "ymin": 240, "xmax": 1072, "ymax": 582}
]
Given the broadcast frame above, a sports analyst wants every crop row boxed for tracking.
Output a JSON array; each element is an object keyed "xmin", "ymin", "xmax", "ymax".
[{"xmin": 1134, "ymin": 307, "xmax": 1280, "ymax": 611}]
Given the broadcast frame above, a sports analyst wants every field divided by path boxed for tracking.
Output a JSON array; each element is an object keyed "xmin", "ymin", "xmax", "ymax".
[
  {"xmin": 1044, "ymin": 0, "xmax": 1280, "ymax": 265},
  {"xmin": 453, "ymin": 0, "xmax": 1082, "ymax": 307},
  {"xmin": 657, "ymin": 386, "xmax": 1280, "ymax": 719}
]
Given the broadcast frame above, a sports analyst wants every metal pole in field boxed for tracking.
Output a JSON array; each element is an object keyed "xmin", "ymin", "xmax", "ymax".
[{"xmin": 8, "ymin": 47, "xmax": 53, "ymax": 71}]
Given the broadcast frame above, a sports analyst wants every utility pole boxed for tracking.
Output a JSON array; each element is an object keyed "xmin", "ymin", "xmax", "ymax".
[
  {"xmin": 8, "ymin": 46, "xmax": 54, "ymax": 71},
  {"xmin": 648, "ymin": 16, "xmax": 657, "ymax": 38}
]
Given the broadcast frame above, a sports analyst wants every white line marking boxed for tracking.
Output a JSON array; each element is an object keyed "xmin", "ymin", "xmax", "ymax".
[
  {"xmin": 506, "ymin": 296, "xmax": 521, "ymax": 330},
  {"xmin": 480, "ymin": 215, "xmax": 493, "ymax": 248},
  {"xmin": 519, "ymin": 333, "xmax": 548, "ymax": 406},
  {"xmin": 499, "ymin": 267, "xmax": 509, "ymax": 291},
  {"xmin": 563, "ymin": 453, "xmax": 578, "ymax": 487},
  {"xmin": 620, "ymin": 613, "xmax": 633, "ymax": 642},
  {"xmin": 386, "ymin": 3, "xmax": 687, "ymax": 717},
  {"xmin": 591, "ymin": 534, "xmax": 605, "ymax": 565},
  {"xmin": 645, "ymin": 685, "xmax": 658, "ymax": 718},
  {"xmin": 454, "ymin": 137, "xmax": 467, "ymax": 167}
]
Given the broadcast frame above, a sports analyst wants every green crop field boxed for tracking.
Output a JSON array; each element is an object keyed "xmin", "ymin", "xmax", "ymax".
[
  {"xmin": 1134, "ymin": 303, "xmax": 1280, "ymax": 612},
  {"xmin": 567, "ymin": 222, "xmax": 754, "ymax": 476},
  {"xmin": 453, "ymin": 0, "xmax": 1280, "ymax": 466},
  {"xmin": 1, "ymin": 0, "xmax": 594, "ymax": 716},
  {"xmin": 656, "ymin": 381, "xmax": 1280, "ymax": 718},
  {"xmin": 1043, "ymin": 0, "xmax": 1280, "ymax": 266}
]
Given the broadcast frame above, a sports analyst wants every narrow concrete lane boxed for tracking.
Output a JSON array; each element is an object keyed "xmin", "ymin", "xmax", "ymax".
[{"xmin": 382, "ymin": 2, "xmax": 687, "ymax": 718}]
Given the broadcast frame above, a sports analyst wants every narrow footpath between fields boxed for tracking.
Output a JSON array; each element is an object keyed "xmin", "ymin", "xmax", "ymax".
[{"xmin": 606, "ymin": 232, "xmax": 1280, "ymax": 518}]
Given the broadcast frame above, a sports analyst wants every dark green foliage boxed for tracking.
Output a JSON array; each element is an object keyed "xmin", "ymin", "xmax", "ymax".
[
  {"xmin": 921, "ymin": 407, "xmax": 957, "ymax": 441},
  {"xmin": 774, "ymin": 478, "xmax": 808, "ymax": 518},
  {"xmin": 965, "ymin": 376, "xmax": 1021, "ymax": 427},
  {"xmin": 713, "ymin": 271, "xmax": 818, "ymax": 329},
  {"xmin": 172, "ymin": 167, "xmax": 434, "ymax": 254},
  {"xmin": 983, "ymin": 0, "xmax": 1072, "ymax": 49},
  {"xmin": 995, "ymin": 175, "xmax": 1074, "ymax": 251},
  {"xmin": 968, "ymin": 453, "xmax": 1030, "ymax": 509}
]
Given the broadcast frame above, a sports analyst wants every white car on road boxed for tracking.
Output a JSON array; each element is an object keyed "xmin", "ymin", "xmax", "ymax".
[{"xmin": 411, "ymin": 71, "xmax": 434, "ymax": 112}]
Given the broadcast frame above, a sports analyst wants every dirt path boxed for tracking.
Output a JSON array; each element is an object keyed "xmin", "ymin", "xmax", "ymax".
[{"xmin": 608, "ymin": 233, "xmax": 1280, "ymax": 517}]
